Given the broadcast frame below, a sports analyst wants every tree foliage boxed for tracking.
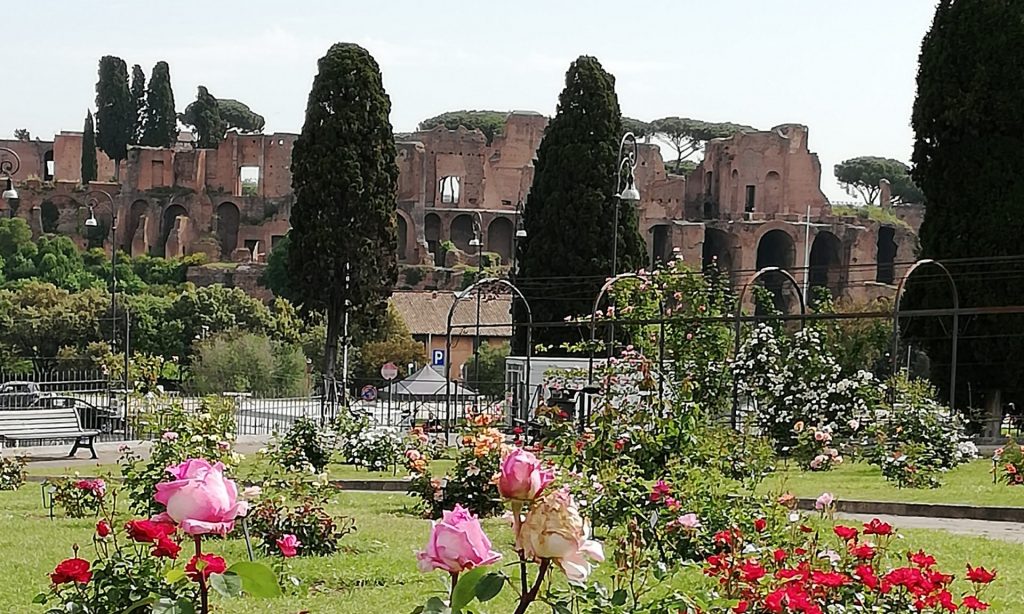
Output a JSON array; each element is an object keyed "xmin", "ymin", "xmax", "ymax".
[
  {"xmin": 180, "ymin": 86, "xmax": 225, "ymax": 148},
  {"xmin": 905, "ymin": 0, "xmax": 1024, "ymax": 406},
  {"xmin": 834, "ymin": 156, "xmax": 923, "ymax": 205},
  {"xmin": 218, "ymin": 98, "xmax": 265, "ymax": 133},
  {"xmin": 354, "ymin": 304, "xmax": 425, "ymax": 382},
  {"xmin": 622, "ymin": 117, "xmax": 653, "ymax": 139},
  {"xmin": 81, "ymin": 111, "xmax": 97, "ymax": 184},
  {"xmin": 13, "ymin": 129, "xmax": 30, "ymax": 141},
  {"xmin": 649, "ymin": 117, "xmax": 753, "ymax": 166},
  {"xmin": 191, "ymin": 331, "xmax": 307, "ymax": 397},
  {"xmin": 140, "ymin": 61, "xmax": 177, "ymax": 148},
  {"xmin": 418, "ymin": 110, "xmax": 508, "ymax": 145},
  {"xmin": 261, "ymin": 233, "xmax": 293, "ymax": 300},
  {"xmin": 515, "ymin": 55, "xmax": 643, "ymax": 353},
  {"xmin": 464, "ymin": 341, "xmax": 509, "ymax": 398},
  {"xmin": 94, "ymin": 56, "xmax": 133, "ymax": 176},
  {"xmin": 130, "ymin": 64, "xmax": 146, "ymax": 143},
  {"xmin": 288, "ymin": 43, "xmax": 399, "ymax": 384}
]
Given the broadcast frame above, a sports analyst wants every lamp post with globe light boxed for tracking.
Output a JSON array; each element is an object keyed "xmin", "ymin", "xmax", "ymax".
[
  {"xmin": 84, "ymin": 190, "xmax": 119, "ymax": 354},
  {"xmin": 0, "ymin": 147, "xmax": 22, "ymax": 218},
  {"xmin": 468, "ymin": 211, "xmax": 485, "ymax": 396},
  {"xmin": 607, "ymin": 133, "xmax": 641, "ymax": 357}
]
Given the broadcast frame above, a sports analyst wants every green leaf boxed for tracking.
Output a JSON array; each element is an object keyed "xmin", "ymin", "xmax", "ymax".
[
  {"xmin": 227, "ymin": 561, "xmax": 282, "ymax": 598},
  {"xmin": 32, "ymin": 593, "xmax": 47, "ymax": 604},
  {"xmin": 451, "ymin": 566, "xmax": 486, "ymax": 612},
  {"xmin": 611, "ymin": 589, "xmax": 627, "ymax": 606},
  {"xmin": 164, "ymin": 568, "xmax": 187, "ymax": 585},
  {"xmin": 474, "ymin": 572, "xmax": 505, "ymax": 602},
  {"xmin": 423, "ymin": 596, "xmax": 448, "ymax": 614},
  {"xmin": 121, "ymin": 596, "xmax": 156, "ymax": 614},
  {"xmin": 151, "ymin": 597, "xmax": 196, "ymax": 614},
  {"xmin": 210, "ymin": 571, "xmax": 243, "ymax": 598}
]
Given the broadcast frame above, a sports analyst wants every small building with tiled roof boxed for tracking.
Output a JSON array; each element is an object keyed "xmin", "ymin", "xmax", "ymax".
[{"xmin": 389, "ymin": 290, "xmax": 511, "ymax": 382}]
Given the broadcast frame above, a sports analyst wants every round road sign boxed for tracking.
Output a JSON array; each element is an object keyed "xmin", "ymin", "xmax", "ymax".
[{"xmin": 381, "ymin": 362, "xmax": 399, "ymax": 380}]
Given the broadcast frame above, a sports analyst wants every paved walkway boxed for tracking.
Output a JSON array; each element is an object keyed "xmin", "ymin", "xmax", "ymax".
[
  {"xmin": 837, "ymin": 512, "xmax": 1024, "ymax": 544},
  {"xmin": 7, "ymin": 435, "xmax": 271, "ymax": 470}
]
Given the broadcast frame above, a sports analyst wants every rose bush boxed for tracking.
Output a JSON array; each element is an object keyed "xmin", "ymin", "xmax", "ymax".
[
  {"xmin": 993, "ymin": 436, "xmax": 1024, "ymax": 486},
  {"xmin": 44, "ymin": 476, "xmax": 107, "ymax": 518},
  {"xmin": 0, "ymin": 453, "xmax": 26, "ymax": 490}
]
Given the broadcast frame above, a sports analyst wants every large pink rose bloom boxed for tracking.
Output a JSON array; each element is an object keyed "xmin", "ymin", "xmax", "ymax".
[
  {"xmin": 498, "ymin": 448, "xmax": 555, "ymax": 501},
  {"xmin": 518, "ymin": 488, "xmax": 604, "ymax": 583},
  {"xmin": 417, "ymin": 505, "xmax": 500, "ymax": 574},
  {"xmin": 154, "ymin": 459, "xmax": 248, "ymax": 536}
]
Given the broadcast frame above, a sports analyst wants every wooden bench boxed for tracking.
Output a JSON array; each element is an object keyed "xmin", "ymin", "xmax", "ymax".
[{"xmin": 0, "ymin": 407, "xmax": 100, "ymax": 459}]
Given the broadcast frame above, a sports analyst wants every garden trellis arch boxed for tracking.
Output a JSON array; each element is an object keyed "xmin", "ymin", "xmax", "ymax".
[
  {"xmin": 891, "ymin": 258, "xmax": 959, "ymax": 407},
  {"xmin": 444, "ymin": 278, "xmax": 533, "ymax": 432}
]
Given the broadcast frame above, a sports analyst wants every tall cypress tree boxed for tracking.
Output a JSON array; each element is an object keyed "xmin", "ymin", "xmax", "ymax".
[
  {"xmin": 184, "ymin": 86, "xmax": 225, "ymax": 148},
  {"xmin": 514, "ymin": 56, "xmax": 644, "ymax": 353},
  {"xmin": 81, "ymin": 110, "xmax": 97, "ymax": 184},
  {"xmin": 905, "ymin": 0, "xmax": 1024, "ymax": 409},
  {"xmin": 288, "ymin": 43, "xmax": 399, "ymax": 387},
  {"xmin": 95, "ymin": 56, "xmax": 133, "ymax": 179},
  {"xmin": 130, "ymin": 64, "xmax": 146, "ymax": 143},
  {"xmin": 141, "ymin": 61, "xmax": 177, "ymax": 147}
]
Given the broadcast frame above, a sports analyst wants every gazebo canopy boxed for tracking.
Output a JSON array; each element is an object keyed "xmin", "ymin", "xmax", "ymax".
[{"xmin": 380, "ymin": 365, "xmax": 476, "ymax": 400}]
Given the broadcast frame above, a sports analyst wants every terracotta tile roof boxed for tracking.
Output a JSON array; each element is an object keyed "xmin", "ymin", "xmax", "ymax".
[{"xmin": 390, "ymin": 291, "xmax": 512, "ymax": 337}]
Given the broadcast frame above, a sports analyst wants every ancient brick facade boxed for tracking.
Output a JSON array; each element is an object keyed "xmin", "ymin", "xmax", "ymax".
[{"xmin": 0, "ymin": 115, "xmax": 919, "ymax": 305}]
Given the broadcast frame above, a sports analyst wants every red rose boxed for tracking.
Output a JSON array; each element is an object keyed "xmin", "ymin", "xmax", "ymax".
[
  {"xmin": 966, "ymin": 564, "xmax": 996, "ymax": 584},
  {"xmin": 96, "ymin": 520, "xmax": 111, "ymax": 538},
  {"xmin": 849, "ymin": 542, "xmax": 876, "ymax": 560},
  {"xmin": 833, "ymin": 525, "xmax": 858, "ymax": 541},
  {"xmin": 151, "ymin": 536, "xmax": 181, "ymax": 559},
  {"xmin": 854, "ymin": 565, "xmax": 879, "ymax": 590},
  {"xmin": 50, "ymin": 558, "xmax": 92, "ymax": 585},
  {"xmin": 733, "ymin": 600, "xmax": 749, "ymax": 613},
  {"xmin": 754, "ymin": 518, "xmax": 767, "ymax": 533},
  {"xmin": 962, "ymin": 596, "xmax": 990, "ymax": 611},
  {"xmin": 613, "ymin": 439, "xmax": 625, "ymax": 451},
  {"xmin": 811, "ymin": 570, "xmax": 850, "ymax": 588},
  {"xmin": 863, "ymin": 518, "xmax": 893, "ymax": 536},
  {"xmin": 909, "ymin": 550, "xmax": 936, "ymax": 568},
  {"xmin": 936, "ymin": 590, "xmax": 958, "ymax": 612},
  {"xmin": 929, "ymin": 570, "xmax": 954, "ymax": 586},
  {"xmin": 512, "ymin": 427, "xmax": 523, "ymax": 435},
  {"xmin": 185, "ymin": 553, "xmax": 227, "ymax": 582},
  {"xmin": 772, "ymin": 548, "xmax": 787, "ymax": 563},
  {"xmin": 739, "ymin": 560, "xmax": 766, "ymax": 582},
  {"xmin": 126, "ymin": 519, "xmax": 176, "ymax": 543}
]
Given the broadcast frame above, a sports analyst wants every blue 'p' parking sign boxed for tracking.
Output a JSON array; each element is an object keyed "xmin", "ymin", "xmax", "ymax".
[{"xmin": 432, "ymin": 349, "xmax": 445, "ymax": 366}]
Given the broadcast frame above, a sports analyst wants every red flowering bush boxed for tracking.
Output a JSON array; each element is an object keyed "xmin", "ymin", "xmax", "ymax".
[
  {"xmin": 702, "ymin": 517, "xmax": 997, "ymax": 613},
  {"xmin": 44, "ymin": 476, "xmax": 108, "ymax": 518},
  {"xmin": 992, "ymin": 436, "xmax": 1024, "ymax": 486}
]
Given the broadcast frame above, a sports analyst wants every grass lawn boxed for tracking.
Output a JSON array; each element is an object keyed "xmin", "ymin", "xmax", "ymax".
[
  {"xmin": 1, "ymin": 485, "xmax": 1021, "ymax": 613},
  {"xmin": 757, "ymin": 460, "xmax": 1024, "ymax": 508}
]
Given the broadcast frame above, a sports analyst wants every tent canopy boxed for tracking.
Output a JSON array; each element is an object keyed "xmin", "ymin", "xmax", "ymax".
[{"xmin": 381, "ymin": 365, "xmax": 476, "ymax": 399}]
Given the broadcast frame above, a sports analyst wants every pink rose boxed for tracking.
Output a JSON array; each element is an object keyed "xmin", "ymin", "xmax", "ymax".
[
  {"xmin": 815, "ymin": 492, "xmax": 835, "ymax": 511},
  {"xmin": 276, "ymin": 533, "xmax": 301, "ymax": 558},
  {"xmin": 162, "ymin": 431, "xmax": 179, "ymax": 441},
  {"xmin": 676, "ymin": 513, "xmax": 701, "ymax": 529},
  {"xmin": 417, "ymin": 505, "xmax": 500, "ymax": 574},
  {"xmin": 154, "ymin": 458, "xmax": 248, "ymax": 536},
  {"xmin": 497, "ymin": 448, "xmax": 555, "ymax": 502}
]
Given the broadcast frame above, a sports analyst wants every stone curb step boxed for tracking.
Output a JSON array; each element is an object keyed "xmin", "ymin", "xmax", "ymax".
[{"xmin": 796, "ymin": 497, "xmax": 1024, "ymax": 523}]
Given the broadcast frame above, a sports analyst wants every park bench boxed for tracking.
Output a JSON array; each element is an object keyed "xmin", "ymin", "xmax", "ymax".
[{"xmin": 0, "ymin": 407, "xmax": 100, "ymax": 459}]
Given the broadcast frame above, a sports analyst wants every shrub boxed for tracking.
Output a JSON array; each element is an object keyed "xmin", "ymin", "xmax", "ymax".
[
  {"xmin": 0, "ymin": 453, "xmax": 26, "ymax": 490},
  {"xmin": 119, "ymin": 397, "xmax": 238, "ymax": 515},
  {"xmin": 191, "ymin": 332, "xmax": 307, "ymax": 397},
  {"xmin": 248, "ymin": 493, "xmax": 355, "ymax": 557},
  {"xmin": 791, "ymin": 423, "xmax": 845, "ymax": 471},
  {"xmin": 341, "ymin": 425, "xmax": 403, "ymax": 472},
  {"xmin": 270, "ymin": 417, "xmax": 335, "ymax": 473},
  {"xmin": 45, "ymin": 477, "xmax": 107, "ymax": 518},
  {"xmin": 994, "ymin": 436, "xmax": 1024, "ymax": 486},
  {"xmin": 864, "ymin": 376, "xmax": 976, "ymax": 488}
]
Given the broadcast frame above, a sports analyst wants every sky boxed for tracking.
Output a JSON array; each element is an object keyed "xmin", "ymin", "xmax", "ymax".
[{"xmin": 1, "ymin": 1, "xmax": 937, "ymax": 201}]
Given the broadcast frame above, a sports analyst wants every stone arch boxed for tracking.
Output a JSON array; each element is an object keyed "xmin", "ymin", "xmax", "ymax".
[
  {"xmin": 649, "ymin": 224, "xmax": 672, "ymax": 267},
  {"xmin": 125, "ymin": 200, "xmax": 148, "ymax": 252},
  {"xmin": 809, "ymin": 231, "xmax": 843, "ymax": 300},
  {"xmin": 487, "ymin": 217, "xmax": 514, "ymax": 264},
  {"xmin": 876, "ymin": 226, "xmax": 897, "ymax": 285},
  {"xmin": 425, "ymin": 213, "xmax": 442, "ymax": 266},
  {"xmin": 450, "ymin": 214, "xmax": 474, "ymax": 253},
  {"xmin": 756, "ymin": 228, "xmax": 797, "ymax": 312},
  {"xmin": 764, "ymin": 171, "xmax": 782, "ymax": 214},
  {"xmin": 216, "ymin": 202, "xmax": 240, "ymax": 259},
  {"xmin": 161, "ymin": 204, "xmax": 188, "ymax": 257},
  {"xmin": 40, "ymin": 200, "xmax": 59, "ymax": 233},
  {"xmin": 396, "ymin": 212, "xmax": 409, "ymax": 262},
  {"xmin": 702, "ymin": 228, "xmax": 735, "ymax": 274}
]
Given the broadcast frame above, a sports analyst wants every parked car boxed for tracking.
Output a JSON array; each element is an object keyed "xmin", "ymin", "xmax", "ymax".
[
  {"xmin": 34, "ymin": 396, "xmax": 125, "ymax": 434},
  {"xmin": 0, "ymin": 381, "xmax": 46, "ymax": 409}
]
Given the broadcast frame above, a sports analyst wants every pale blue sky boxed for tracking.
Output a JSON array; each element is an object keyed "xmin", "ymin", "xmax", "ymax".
[{"xmin": 2, "ymin": 1, "xmax": 937, "ymax": 200}]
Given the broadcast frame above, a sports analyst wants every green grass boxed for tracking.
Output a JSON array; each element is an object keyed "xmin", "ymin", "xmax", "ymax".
[
  {"xmin": 830, "ymin": 204, "xmax": 910, "ymax": 229},
  {"xmin": 757, "ymin": 460, "xmax": 1024, "ymax": 508},
  {"xmin": 1, "ymin": 484, "xmax": 1021, "ymax": 613}
]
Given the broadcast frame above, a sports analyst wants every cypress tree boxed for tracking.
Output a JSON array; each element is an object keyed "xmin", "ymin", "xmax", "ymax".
[
  {"xmin": 514, "ymin": 56, "xmax": 644, "ymax": 353},
  {"xmin": 141, "ymin": 61, "xmax": 177, "ymax": 147},
  {"xmin": 185, "ymin": 86, "xmax": 226, "ymax": 148},
  {"xmin": 905, "ymin": 0, "xmax": 1024, "ymax": 408},
  {"xmin": 130, "ymin": 64, "xmax": 146, "ymax": 143},
  {"xmin": 94, "ymin": 56, "xmax": 133, "ymax": 179},
  {"xmin": 288, "ymin": 43, "xmax": 399, "ymax": 387},
  {"xmin": 81, "ymin": 110, "xmax": 97, "ymax": 184}
]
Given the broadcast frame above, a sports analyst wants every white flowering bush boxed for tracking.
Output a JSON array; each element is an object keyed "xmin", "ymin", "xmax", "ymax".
[
  {"xmin": 339, "ymin": 425, "xmax": 403, "ymax": 471},
  {"xmin": 733, "ymin": 323, "xmax": 879, "ymax": 460}
]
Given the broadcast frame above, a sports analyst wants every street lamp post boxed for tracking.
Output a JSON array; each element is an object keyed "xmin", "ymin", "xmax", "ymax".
[
  {"xmin": 469, "ymin": 212, "xmax": 484, "ymax": 398},
  {"xmin": 85, "ymin": 190, "xmax": 118, "ymax": 354},
  {"xmin": 607, "ymin": 133, "xmax": 641, "ymax": 357},
  {"xmin": 511, "ymin": 200, "xmax": 527, "ymax": 279},
  {"xmin": 0, "ymin": 148, "xmax": 22, "ymax": 219}
]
